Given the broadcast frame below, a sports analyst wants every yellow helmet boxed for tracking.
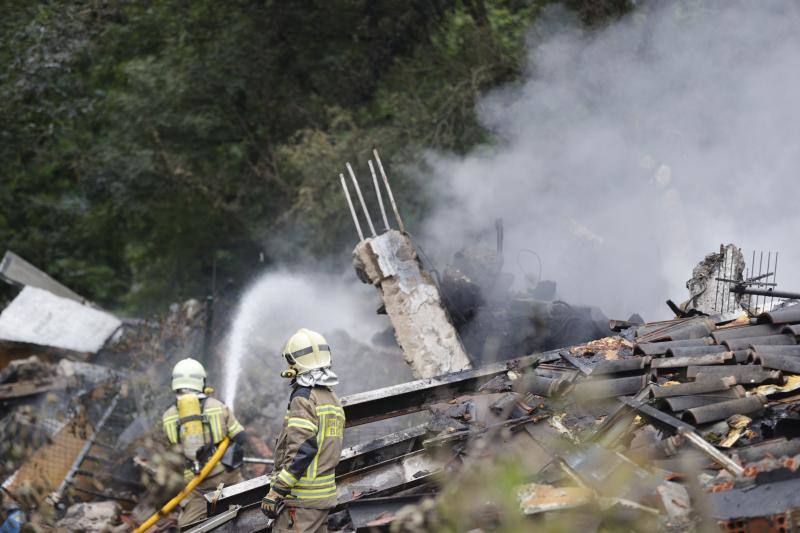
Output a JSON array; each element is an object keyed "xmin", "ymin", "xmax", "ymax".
[
  {"xmin": 171, "ymin": 357, "xmax": 206, "ymax": 392},
  {"xmin": 281, "ymin": 328, "xmax": 332, "ymax": 379}
]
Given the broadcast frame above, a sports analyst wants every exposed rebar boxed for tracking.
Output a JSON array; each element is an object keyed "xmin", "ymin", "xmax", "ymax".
[
  {"xmin": 346, "ymin": 162, "xmax": 377, "ymax": 237},
  {"xmin": 340, "ymin": 173, "xmax": 364, "ymax": 241},
  {"xmin": 368, "ymin": 160, "xmax": 390, "ymax": 231},
  {"xmin": 373, "ymin": 149, "xmax": 406, "ymax": 232}
]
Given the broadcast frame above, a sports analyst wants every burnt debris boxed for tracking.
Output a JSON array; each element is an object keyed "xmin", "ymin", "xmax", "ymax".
[{"xmin": 5, "ymin": 226, "xmax": 800, "ymax": 533}]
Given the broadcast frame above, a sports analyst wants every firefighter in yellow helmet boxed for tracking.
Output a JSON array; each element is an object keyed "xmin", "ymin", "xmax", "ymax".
[
  {"xmin": 162, "ymin": 357, "xmax": 246, "ymax": 528},
  {"xmin": 261, "ymin": 329, "xmax": 345, "ymax": 533}
]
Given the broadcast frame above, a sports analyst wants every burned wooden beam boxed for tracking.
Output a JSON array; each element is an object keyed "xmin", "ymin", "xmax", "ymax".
[
  {"xmin": 0, "ymin": 377, "xmax": 69, "ymax": 400},
  {"xmin": 341, "ymin": 352, "xmax": 543, "ymax": 427}
]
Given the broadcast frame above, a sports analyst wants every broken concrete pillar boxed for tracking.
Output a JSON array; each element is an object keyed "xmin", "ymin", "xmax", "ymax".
[
  {"xmin": 353, "ymin": 230, "xmax": 471, "ymax": 378},
  {"xmin": 682, "ymin": 244, "xmax": 746, "ymax": 315}
]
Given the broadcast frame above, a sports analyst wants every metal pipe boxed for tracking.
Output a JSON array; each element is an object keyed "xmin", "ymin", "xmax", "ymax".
[
  {"xmin": 340, "ymin": 173, "xmax": 364, "ymax": 241},
  {"xmin": 733, "ymin": 287, "xmax": 800, "ymax": 300},
  {"xmin": 368, "ymin": 160, "xmax": 390, "ymax": 231},
  {"xmin": 243, "ymin": 457, "xmax": 274, "ymax": 465},
  {"xmin": 771, "ymin": 251, "xmax": 779, "ymax": 311},
  {"xmin": 372, "ymin": 149, "xmax": 406, "ymax": 232},
  {"xmin": 757, "ymin": 251, "xmax": 765, "ymax": 313},
  {"xmin": 681, "ymin": 395, "xmax": 766, "ymax": 426},
  {"xmin": 346, "ymin": 163, "xmax": 377, "ymax": 237}
]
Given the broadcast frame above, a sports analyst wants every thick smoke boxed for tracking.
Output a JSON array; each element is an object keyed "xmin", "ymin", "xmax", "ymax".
[
  {"xmin": 423, "ymin": 1, "xmax": 800, "ymax": 320},
  {"xmin": 222, "ymin": 0, "xmax": 800, "ymax": 421}
]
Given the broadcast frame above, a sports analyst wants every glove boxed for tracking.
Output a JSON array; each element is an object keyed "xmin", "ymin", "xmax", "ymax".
[{"xmin": 260, "ymin": 489, "xmax": 283, "ymax": 519}]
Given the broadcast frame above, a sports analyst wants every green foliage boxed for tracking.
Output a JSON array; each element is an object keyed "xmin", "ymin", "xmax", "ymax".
[{"xmin": 0, "ymin": 0, "xmax": 630, "ymax": 313}]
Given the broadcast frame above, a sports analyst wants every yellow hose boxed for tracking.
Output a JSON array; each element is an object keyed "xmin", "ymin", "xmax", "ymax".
[{"xmin": 134, "ymin": 437, "xmax": 230, "ymax": 533}]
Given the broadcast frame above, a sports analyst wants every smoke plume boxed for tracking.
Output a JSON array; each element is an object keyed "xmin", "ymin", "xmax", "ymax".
[
  {"xmin": 222, "ymin": 269, "xmax": 412, "ymax": 418},
  {"xmin": 422, "ymin": 0, "xmax": 800, "ymax": 320}
]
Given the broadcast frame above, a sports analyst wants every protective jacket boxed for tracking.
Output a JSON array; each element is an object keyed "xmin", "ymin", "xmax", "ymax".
[
  {"xmin": 162, "ymin": 396, "xmax": 244, "ymax": 480},
  {"xmin": 271, "ymin": 385, "xmax": 344, "ymax": 509}
]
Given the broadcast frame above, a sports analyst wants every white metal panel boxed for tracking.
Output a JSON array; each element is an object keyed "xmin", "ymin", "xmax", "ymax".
[{"xmin": 0, "ymin": 286, "xmax": 121, "ymax": 353}]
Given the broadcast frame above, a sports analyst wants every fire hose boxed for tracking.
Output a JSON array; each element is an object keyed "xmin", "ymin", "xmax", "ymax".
[{"xmin": 133, "ymin": 437, "xmax": 230, "ymax": 533}]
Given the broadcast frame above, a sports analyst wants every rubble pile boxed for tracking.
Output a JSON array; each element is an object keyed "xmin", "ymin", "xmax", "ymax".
[
  {"xmin": 6, "ymin": 219, "xmax": 800, "ymax": 533},
  {"xmin": 0, "ymin": 251, "xmax": 221, "ymax": 531},
  {"xmin": 196, "ymin": 299, "xmax": 800, "ymax": 532}
]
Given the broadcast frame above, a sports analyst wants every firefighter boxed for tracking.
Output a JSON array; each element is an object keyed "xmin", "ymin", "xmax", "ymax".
[
  {"xmin": 261, "ymin": 329, "xmax": 345, "ymax": 533},
  {"xmin": 162, "ymin": 357, "xmax": 246, "ymax": 528}
]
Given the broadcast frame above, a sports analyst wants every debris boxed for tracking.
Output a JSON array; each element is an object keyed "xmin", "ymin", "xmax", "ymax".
[
  {"xmin": 517, "ymin": 483, "xmax": 593, "ymax": 515},
  {"xmin": 0, "ymin": 286, "xmax": 121, "ymax": 354},
  {"xmin": 0, "ymin": 377, "xmax": 69, "ymax": 401},
  {"xmin": 353, "ymin": 230, "xmax": 472, "ymax": 378},
  {"xmin": 682, "ymin": 244, "xmax": 745, "ymax": 315},
  {"xmin": 754, "ymin": 374, "xmax": 800, "ymax": 396},
  {"xmin": 8, "ymin": 229, "xmax": 800, "ymax": 533},
  {"xmin": 53, "ymin": 501, "xmax": 124, "ymax": 532},
  {"xmin": 718, "ymin": 414, "xmax": 752, "ymax": 448}
]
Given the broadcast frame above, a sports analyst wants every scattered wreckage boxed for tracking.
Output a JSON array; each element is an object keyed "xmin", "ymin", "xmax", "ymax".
[
  {"xmin": 3, "ymin": 151, "xmax": 800, "ymax": 532},
  {"xmin": 178, "ymin": 158, "xmax": 800, "ymax": 531}
]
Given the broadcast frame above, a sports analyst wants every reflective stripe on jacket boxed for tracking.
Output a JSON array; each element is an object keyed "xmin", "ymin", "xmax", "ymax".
[
  {"xmin": 162, "ymin": 396, "xmax": 244, "ymax": 480},
  {"xmin": 271, "ymin": 385, "xmax": 344, "ymax": 509}
]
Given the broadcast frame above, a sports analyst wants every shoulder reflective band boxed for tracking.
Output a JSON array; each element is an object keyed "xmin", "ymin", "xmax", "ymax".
[{"xmin": 287, "ymin": 417, "xmax": 318, "ymax": 432}]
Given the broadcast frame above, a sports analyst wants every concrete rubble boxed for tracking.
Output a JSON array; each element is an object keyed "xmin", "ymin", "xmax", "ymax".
[
  {"xmin": 353, "ymin": 230, "xmax": 471, "ymax": 378},
  {"xmin": 4, "ymin": 231, "xmax": 800, "ymax": 532}
]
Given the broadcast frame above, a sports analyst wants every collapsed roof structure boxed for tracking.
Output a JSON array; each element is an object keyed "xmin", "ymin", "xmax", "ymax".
[
  {"xmin": 179, "ymin": 155, "xmax": 800, "ymax": 532},
  {"xmin": 3, "ymin": 153, "xmax": 800, "ymax": 532}
]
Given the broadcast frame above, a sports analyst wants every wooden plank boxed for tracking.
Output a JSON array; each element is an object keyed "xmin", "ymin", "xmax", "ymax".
[{"xmin": 0, "ymin": 378, "xmax": 69, "ymax": 400}]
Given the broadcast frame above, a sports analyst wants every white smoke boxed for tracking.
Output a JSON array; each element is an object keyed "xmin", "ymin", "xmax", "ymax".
[
  {"xmin": 222, "ymin": 269, "xmax": 411, "ymax": 410},
  {"xmin": 422, "ymin": 0, "xmax": 800, "ymax": 321}
]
